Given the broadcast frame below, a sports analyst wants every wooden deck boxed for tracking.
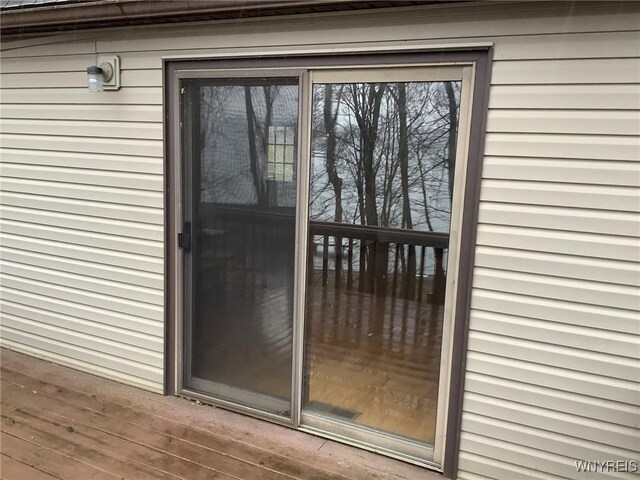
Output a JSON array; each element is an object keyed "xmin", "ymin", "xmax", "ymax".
[{"xmin": 0, "ymin": 348, "xmax": 439, "ymax": 480}]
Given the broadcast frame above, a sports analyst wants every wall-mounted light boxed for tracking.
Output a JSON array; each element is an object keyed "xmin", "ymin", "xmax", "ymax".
[{"xmin": 87, "ymin": 55, "xmax": 120, "ymax": 92}]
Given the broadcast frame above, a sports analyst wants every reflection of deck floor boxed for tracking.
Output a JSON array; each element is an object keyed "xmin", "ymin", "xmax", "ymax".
[
  {"xmin": 191, "ymin": 274, "xmax": 443, "ymax": 445},
  {"xmin": 306, "ymin": 286, "xmax": 443, "ymax": 444}
]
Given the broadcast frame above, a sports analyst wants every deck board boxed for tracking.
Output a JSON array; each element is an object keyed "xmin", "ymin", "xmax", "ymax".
[
  {"xmin": 0, "ymin": 348, "xmax": 437, "ymax": 480},
  {"xmin": 0, "ymin": 432, "xmax": 119, "ymax": 480},
  {"xmin": 0, "ymin": 452, "xmax": 60, "ymax": 480}
]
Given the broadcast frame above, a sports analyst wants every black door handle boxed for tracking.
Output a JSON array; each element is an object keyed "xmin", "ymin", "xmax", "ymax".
[{"xmin": 178, "ymin": 221, "xmax": 192, "ymax": 252}]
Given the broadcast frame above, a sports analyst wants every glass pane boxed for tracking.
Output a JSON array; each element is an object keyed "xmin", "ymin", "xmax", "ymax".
[
  {"xmin": 304, "ymin": 81, "xmax": 461, "ymax": 444},
  {"xmin": 186, "ymin": 78, "xmax": 299, "ymax": 417}
]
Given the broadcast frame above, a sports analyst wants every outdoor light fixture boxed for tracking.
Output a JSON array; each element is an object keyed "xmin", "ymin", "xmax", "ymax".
[{"xmin": 87, "ymin": 55, "xmax": 120, "ymax": 92}]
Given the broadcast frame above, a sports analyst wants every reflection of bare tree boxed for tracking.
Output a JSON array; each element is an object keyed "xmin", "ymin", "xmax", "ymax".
[
  {"xmin": 244, "ymin": 86, "xmax": 278, "ymax": 206},
  {"xmin": 350, "ymin": 83, "xmax": 386, "ymax": 227},
  {"xmin": 200, "ymin": 87, "xmax": 229, "ymax": 201},
  {"xmin": 396, "ymin": 83, "xmax": 412, "ymax": 230},
  {"xmin": 310, "ymin": 80, "xmax": 461, "ymax": 295},
  {"xmin": 324, "ymin": 84, "xmax": 344, "ymax": 223},
  {"xmin": 444, "ymin": 82, "xmax": 458, "ymax": 203},
  {"xmin": 244, "ymin": 86, "xmax": 266, "ymax": 205},
  {"xmin": 312, "ymin": 81, "xmax": 460, "ymax": 232}
]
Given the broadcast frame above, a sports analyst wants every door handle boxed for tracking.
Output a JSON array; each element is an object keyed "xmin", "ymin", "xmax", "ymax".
[{"xmin": 178, "ymin": 221, "xmax": 192, "ymax": 252}]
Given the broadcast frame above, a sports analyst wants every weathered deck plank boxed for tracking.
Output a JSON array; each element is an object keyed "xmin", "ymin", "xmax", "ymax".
[
  {"xmin": 1, "ymin": 407, "xmax": 180, "ymax": 480},
  {"xmin": 0, "ymin": 432, "xmax": 119, "ymax": 480},
  {"xmin": 1, "ymin": 376, "xmax": 298, "ymax": 480},
  {"xmin": 0, "ymin": 349, "xmax": 436, "ymax": 480},
  {"xmin": 0, "ymin": 452, "xmax": 60, "ymax": 480}
]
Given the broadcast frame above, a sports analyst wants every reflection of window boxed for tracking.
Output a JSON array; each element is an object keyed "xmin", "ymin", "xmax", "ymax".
[{"xmin": 267, "ymin": 126, "xmax": 295, "ymax": 182}]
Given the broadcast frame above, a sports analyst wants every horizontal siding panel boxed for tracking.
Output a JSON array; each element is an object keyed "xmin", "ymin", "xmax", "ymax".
[
  {"xmin": 0, "ymin": 119, "xmax": 162, "ymax": 140},
  {"xmin": 462, "ymin": 394, "xmax": 639, "ymax": 452},
  {"xmin": 0, "ymin": 87, "xmax": 161, "ymax": 105},
  {"xmin": 96, "ymin": 3, "xmax": 640, "ymax": 52},
  {"xmin": 0, "ymin": 104, "xmax": 163, "ymax": 122},
  {"xmin": 491, "ymin": 58, "xmax": 640, "ymax": 85},
  {"xmin": 478, "ymin": 203, "xmax": 640, "ymax": 237},
  {"xmin": 0, "ymin": 233, "xmax": 163, "ymax": 274},
  {"xmin": 488, "ymin": 84, "xmax": 640, "ymax": 110},
  {"xmin": 0, "ymin": 204, "xmax": 162, "ymax": 241},
  {"xmin": 0, "ymin": 301, "xmax": 162, "ymax": 352},
  {"xmin": 0, "ymin": 193, "xmax": 163, "ymax": 226},
  {"xmin": 0, "ymin": 54, "xmax": 97, "ymax": 73},
  {"xmin": 0, "ymin": 133, "xmax": 163, "ymax": 157},
  {"xmin": 456, "ymin": 470, "xmax": 493, "ymax": 480},
  {"xmin": 1, "ymin": 313, "xmax": 161, "ymax": 368},
  {"xmin": 464, "ymin": 373, "xmax": 639, "ymax": 428},
  {"xmin": 471, "ymin": 289, "xmax": 640, "ymax": 335},
  {"xmin": 473, "ymin": 267, "xmax": 640, "ymax": 310},
  {"xmin": 0, "ymin": 219, "xmax": 163, "ymax": 258},
  {"xmin": 480, "ymin": 179, "xmax": 640, "ymax": 212},
  {"xmin": 482, "ymin": 157, "xmax": 640, "ymax": 187},
  {"xmin": 1, "ymin": 179, "xmax": 162, "ymax": 209},
  {"xmin": 1, "ymin": 164, "xmax": 162, "ymax": 191},
  {"xmin": 470, "ymin": 309, "xmax": 640, "ymax": 359},
  {"xmin": 0, "ymin": 69, "xmax": 161, "ymax": 89},
  {"xmin": 2, "ymin": 52, "xmax": 162, "ymax": 72},
  {"xmin": 460, "ymin": 432, "xmax": 633, "ymax": 480},
  {"xmin": 484, "ymin": 133, "xmax": 640, "ymax": 161},
  {"xmin": 0, "ymin": 274, "xmax": 163, "ymax": 322},
  {"xmin": 118, "ymin": 51, "xmax": 162, "ymax": 70},
  {"xmin": 466, "ymin": 352, "xmax": 639, "ymax": 406},
  {"xmin": 462, "ymin": 414, "xmax": 636, "ymax": 468},
  {"xmin": 0, "ymin": 246, "xmax": 162, "ymax": 290},
  {"xmin": 0, "ymin": 39, "xmax": 96, "ymax": 57},
  {"xmin": 458, "ymin": 452, "xmax": 559, "ymax": 480},
  {"xmin": 1, "ymin": 261, "xmax": 163, "ymax": 306},
  {"xmin": 0, "ymin": 287, "xmax": 163, "ymax": 338},
  {"xmin": 468, "ymin": 330, "xmax": 639, "ymax": 382},
  {"xmin": 0, "ymin": 330, "xmax": 163, "ymax": 390},
  {"xmin": 492, "ymin": 31, "xmax": 640, "ymax": 60},
  {"xmin": 486, "ymin": 110, "xmax": 640, "ymax": 136},
  {"xmin": 474, "ymin": 245, "xmax": 640, "ymax": 286},
  {"xmin": 0, "ymin": 149, "xmax": 162, "ymax": 174},
  {"xmin": 476, "ymin": 224, "xmax": 640, "ymax": 262}
]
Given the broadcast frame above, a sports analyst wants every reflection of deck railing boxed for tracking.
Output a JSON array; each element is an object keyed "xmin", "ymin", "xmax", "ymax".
[
  {"xmin": 309, "ymin": 221, "xmax": 448, "ymax": 304},
  {"xmin": 199, "ymin": 205, "xmax": 448, "ymax": 305}
]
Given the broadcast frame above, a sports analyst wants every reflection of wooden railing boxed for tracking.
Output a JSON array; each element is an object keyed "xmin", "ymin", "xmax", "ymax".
[
  {"xmin": 309, "ymin": 221, "xmax": 448, "ymax": 304},
  {"xmin": 198, "ymin": 205, "xmax": 448, "ymax": 305}
]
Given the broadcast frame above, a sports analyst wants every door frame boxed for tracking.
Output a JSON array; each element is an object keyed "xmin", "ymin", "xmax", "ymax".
[{"xmin": 164, "ymin": 49, "xmax": 492, "ymax": 476}]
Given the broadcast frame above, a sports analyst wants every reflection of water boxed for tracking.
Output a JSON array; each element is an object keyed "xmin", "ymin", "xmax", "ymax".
[{"xmin": 310, "ymin": 153, "xmax": 452, "ymax": 234}]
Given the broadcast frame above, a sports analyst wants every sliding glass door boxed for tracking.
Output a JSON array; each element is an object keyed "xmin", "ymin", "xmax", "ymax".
[
  {"xmin": 176, "ymin": 63, "xmax": 472, "ymax": 466},
  {"xmin": 301, "ymin": 68, "xmax": 467, "ymax": 461}
]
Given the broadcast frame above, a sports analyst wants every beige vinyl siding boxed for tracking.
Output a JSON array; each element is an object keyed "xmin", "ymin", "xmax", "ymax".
[
  {"xmin": 0, "ymin": 33, "xmax": 164, "ymax": 391},
  {"xmin": 0, "ymin": 1, "xmax": 638, "ymax": 477}
]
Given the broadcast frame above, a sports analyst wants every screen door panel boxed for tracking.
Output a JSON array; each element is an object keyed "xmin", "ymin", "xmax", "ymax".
[{"xmin": 183, "ymin": 77, "xmax": 299, "ymax": 417}]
